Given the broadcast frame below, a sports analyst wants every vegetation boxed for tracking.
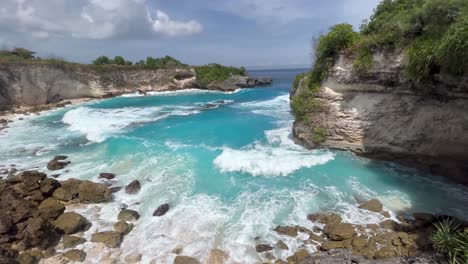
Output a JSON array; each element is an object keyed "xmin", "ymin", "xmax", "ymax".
[
  {"xmin": 431, "ymin": 219, "xmax": 468, "ymax": 264},
  {"xmin": 312, "ymin": 127, "xmax": 328, "ymax": 144},
  {"xmin": 195, "ymin": 64, "xmax": 247, "ymax": 86}
]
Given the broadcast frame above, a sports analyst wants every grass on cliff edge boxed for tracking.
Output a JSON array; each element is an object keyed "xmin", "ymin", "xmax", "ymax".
[{"xmin": 194, "ymin": 64, "xmax": 246, "ymax": 86}]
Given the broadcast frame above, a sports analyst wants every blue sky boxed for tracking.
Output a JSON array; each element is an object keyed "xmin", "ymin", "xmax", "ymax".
[{"xmin": 0, "ymin": 0, "xmax": 381, "ymax": 68}]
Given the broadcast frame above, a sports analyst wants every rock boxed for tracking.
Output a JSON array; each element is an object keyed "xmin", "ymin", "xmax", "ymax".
[
  {"xmin": 124, "ymin": 253, "xmax": 142, "ymax": 263},
  {"xmin": 91, "ymin": 231, "xmax": 123, "ymax": 248},
  {"xmin": 255, "ymin": 244, "xmax": 273, "ymax": 253},
  {"xmin": 274, "ymin": 226, "xmax": 298, "ymax": 237},
  {"xmin": 39, "ymin": 178, "xmax": 61, "ymax": 195},
  {"xmin": 38, "ymin": 198, "xmax": 65, "ymax": 220},
  {"xmin": 286, "ymin": 249, "xmax": 309, "ymax": 263},
  {"xmin": 52, "ymin": 179, "xmax": 81, "ymax": 201},
  {"xmin": 379, "ymin": 220, "xmax": 399, "ymax": 230},
  {"xmin": 113, "ymin": 221, "xmax": 133, "ymax": 235},
  {"xmin": 53, "ymin": 212, "xmax": 87, "ymax": 234},
  {"xmin": 77, "ymin": 181, "xmax": 112, "ymax": 203},
  {"xmin": 17, "ymin": 252, "xmax": 38, "ymax": 264},
  {"xmin": 47, "ymin": 156, "xmax": 70, "ymax": 171},
  {"xmin": 125, "ymin": 180, "xmax": 141, "ymax": 194},
  {"xmin": 99, "ymin": 173, "xmax": 116, "ymax": 180},
  {"xmin": 307, "ymin": 213, "xmax": 342, "ymax": 225},
  {"xmin": 62, "ymin": 235, "xmax": 86, "ymax": 248},
  {"xmin": 413, "ymin": 213, "xmax": 434, "ymax": 223},
  {"xmin": 110, "ymin": 186, "xmax": 122, "ymax": 193},
  {"xmin": 275, "ymin": 240, "xmax": 289, "ymax": 250},
  {"xmin": 172, "ymin": 246, "xmax": 183, "ymax": 255},
  {"xmin": 324, "ymin": 223, "xmax": 356, "ymax": 241},
  {"xmin": 352, "ymin": 236, "xmax": 368, "ymax": 251},
  {"xmin": 0, "ymin": 214, "xmax": 13, "ymax": 234},
  {"xmin": 381, "ymin": 211, "xmax": 391, "ymax": 218},
  {"xmin": 153, "ymin": 204, "xmax": 169, "ymax": 216},
  {"xmin": 118, "ymin": 210, "xmax": 140, "ymax": 222},
  {"xmin": 308, "ymin": 233, "xmax": 326, "ymax": 243},
  {"xmin": 205, "ymin": 249, "xmax": 228, "ymax": 264},
  {"xmin": 320, "ymin": 239, "xmax": 352, "ymax": 251},
  {"xmin": 359, "ymin": 199, "xmax": 383, "ymax": 213},
  {"xmin": 174, "ymin": 256, "xmax": 200, "ymax": 264},
  {"xmin": 62, "ymin": 249, "xmax": 86, "ymax": 262}
]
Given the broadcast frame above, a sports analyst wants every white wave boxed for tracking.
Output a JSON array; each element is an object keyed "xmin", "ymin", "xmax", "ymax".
[
  {"xmin": 148, "ymin": 88, "xmax": 241, "ymax": 96},
  {"xmin": 237, "ymin": 94, "xmax": 291, "ymax": 117}
]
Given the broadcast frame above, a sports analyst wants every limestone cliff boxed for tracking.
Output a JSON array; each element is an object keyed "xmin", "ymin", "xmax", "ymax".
[
  {"xmin": 291, "ymin": 51, "xmax": 468, "ymax": 185},
  {"xmin": 0, "ymin": 62, "xmax": 272, "ymax": 110}
]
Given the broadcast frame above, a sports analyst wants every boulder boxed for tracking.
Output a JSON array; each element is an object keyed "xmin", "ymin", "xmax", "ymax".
[
  {"xmin": 0, "ymin": 214, "xmax": 13, "ymax": 234},
  {"xmin": 40, "ymin": 178, "xmax": 61, "ymax": 195},
  {"xmin": 359, "ymin": 199, "xmax": 383, "ymax": 213},
  {"xmin": 174, "ymin": 256, "xmax": 200, "ymax": 264},
  {"xmin": 118, "ymin": 209, "xmax": 140, "ymax": 222},
  {"xmin": 153, "ymin": 204, "xmax": 169, "ymax": 216},
  {"xmin": 324, "ymin": 223, "xmax": 356, "ymax": 241},
  {"xmin": 286, "ymin": 249, "xmax": 309, "ymax": 263},
  {"xmin": 47, "ymin": 156, "xmax": 70, "ymax": 171},
  {"xmin": 320, "ymin": 239, "xmax": 352, "ymax": 251},
  {"xmin": 307, "ymin": 213, "xmax": 342, "ymax": 225},
  {"xmin": 91, "ymin": 231, "xmax": 123, "ymax": 248},
  {"xmin": 113, "ymin": 221, "xmax": 133, "ymax": 235},
  {"xmin": 99, "ymin": 173, "xmax": 116, "ymax": 180},
  {"xmin": 38, "ymin": 198, "xmax": 65, "ymax": 220},
  {"xmin": 52, "ymin": 179, "xmax": 81, "ymax": 201},
  {"xmin": 125, "ymin": 180, "xmax": 141, "ymax": 194},
  {"xmin": 275, "ymin": 240, "xmax": 289, "ymax": 250},
  {"xmin": 77, "ymin": 181, "xmax": 112, "ymax": 203},
  {"xmin": 379, "ymin": 220, "xmax": 399, "ymax": 230},
  {"xmin": 53, "ymin": 212, "xmax": 87, "ymax": 234},
  {"xmin": 62, "ymin": 249, "xmax": 86, "ymax": 262},
  {"xmin": 255, "ymin": 244, "xmax": 273, "ymax": 253},
  {"xmin": 17, "ymin": 252, "xmax": 38, "ymax": 264},
  {"xmin": 62, "ymin": 235, "xmax": 86, "ymax": 248},
  {"xmin": 274, "ymin": 226, "xmax": 298, "ymax": 237}
]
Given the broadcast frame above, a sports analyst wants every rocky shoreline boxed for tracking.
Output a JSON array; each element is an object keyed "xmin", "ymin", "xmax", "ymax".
[{"xmin": 1, "ymin": 157, "xmax": 465, "ymax": 263}]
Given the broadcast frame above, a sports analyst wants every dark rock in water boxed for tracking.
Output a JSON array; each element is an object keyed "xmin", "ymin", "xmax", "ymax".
[
  {"xmin": 118, "ymin": 209, "xmax": 140, "ymax": 222},
  {"xmin": 99, "ymin": 173, "xmax": 116, "ymax": 180},
  {"xmin": 255, "ymin": 244, "xmax": 273, "ymax": 253},
  {"xmin": 125, "ymin": 180, "xmax": 141, "ymax": 194},
  {"xmin": 91, "ymin": 231, "xmax": 123, "ymax": 248},
  {"xmin": 359, "ymin": 199, "xmax": 383, "ymax": 213},
  {"xmin": 47, "ymin": 156, "xmax": 70, "ymax": 171},
  {"xmin": 77, "ymin": 181, "xmax": 112, "ymax": 203},
  {"xmin": 174, "ymin": 256, "xmax": 200, "ymax": 264},
  {"xmin": 324, "ymin": 223, "xmax": 356, "ymax": 241},
  {"xmin": 113, "ymin": 221, "xmax": 133, "ymax": 235},
  {"xmin": 307, "ymin": 212, "xmax": 342, "ymax": 225},
  {"xmin": 153, "ymin": 204, "xmax": 169, "ymax": 216},
  {"xmin": 53, "ymin": 212, "xmax": 87, "ymax": 234}
]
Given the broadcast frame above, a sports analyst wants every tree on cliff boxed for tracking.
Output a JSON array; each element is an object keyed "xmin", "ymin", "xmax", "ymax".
[
  {"xmin": 93, "ymin": 56, "xmax": 111, "ymax": 65},
  {"xmin": 113, "ymin": 56, "xmax": 126, "ymax": 65}
]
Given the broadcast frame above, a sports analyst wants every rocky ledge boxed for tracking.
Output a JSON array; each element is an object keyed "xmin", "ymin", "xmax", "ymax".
[{"xmin": 205, "ymin": 75, "xmax": 273, "ymax": 91}]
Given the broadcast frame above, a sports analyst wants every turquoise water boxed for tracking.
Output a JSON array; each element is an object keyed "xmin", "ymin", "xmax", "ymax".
[{"xmin": 1, "ymin": 69, "xmax": 467, "ymax": 263}]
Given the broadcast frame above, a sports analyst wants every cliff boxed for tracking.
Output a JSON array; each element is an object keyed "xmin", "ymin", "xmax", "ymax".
[
  {"xmin": 0, "ymin": 62, "xmax": 272, "ymax": 110},
  {"xmin": 291, "ymin": 51, "xmax": 468, "ymax": 185}
]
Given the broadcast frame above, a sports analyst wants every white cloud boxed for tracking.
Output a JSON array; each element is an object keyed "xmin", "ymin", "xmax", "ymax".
[
  {"xmin": 152, "ymin": 10, "xmax": 203, "ymax": 37},
  {"xmin": 0, "ymin": 0, "xmax": 203, "ymax": 39}
]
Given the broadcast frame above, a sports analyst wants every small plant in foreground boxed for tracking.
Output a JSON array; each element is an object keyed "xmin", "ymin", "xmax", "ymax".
[{"xmin": 431, "ymin": 219, "xmax": 468, "ymax": 264}]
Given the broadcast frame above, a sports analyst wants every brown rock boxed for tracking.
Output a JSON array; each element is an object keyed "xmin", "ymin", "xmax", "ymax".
[
  {"xmin": 118, "ymin": 209, "xmax": 140, "ymax": 222},
  {"xmin": 324, "ymin": 223, "xmax": 356, "ymax": 241},
  {"xmin": 53, "ymin": 212, "xmax": 87, "ymax": 234},
  {"xmin": 17, "ymin": 252, "xmax": 38, "ymax": 264},
  {"xmin": 38, "ymin": 198, "xmax": 65, "ymax": 220},
  {"xmin": 110, "ymin": 186, "xmax": 122, "ymax": 193},
  {"xmin": 77, "ymin": 181, "xmax": 112, "ymax": 203},
  {"xmin": 47, "ymin": 156, "xmax": 70, "ymax": 171},
  {"xmin": 91, "ymin": 231, "xmax": 123, "ymax": 248},
  {"xmin": 63, "ymin": 249, "xmax": 86, "ymax": 262},
  {"xmin": 0, "ymin": 214, "xmax": 13, "ymax": 234},
  {"xmin": 153, "ymin": 204, "xmax": 169, "ymax": 217},
  {"xmin": 114, "ymin": 221, "xmax": 133, "ymax": 235},
  {"xmin": 39, "ymin": 178, "xmax": 61, "ymax": 195},
  {"xmin": 286, "ymin": 249, "xmax": 309, "ymax": 263},
  {"xmin": 52, "ymin": 179, "xmax": 81, "ymax": 201},
  {"xmin": 320, "ymin": 239, "xmax": 352, "ymax": 251},
  {"xmin": 255, "ymin": 244, "xmax": 273, "ymax": 253},
  {"xmin": 379, "ymin": 220, "xmax": 399, "ymax": 230},
  {"xmin": 274, "ymin": 226, "xmax": 298, "ymax": 237},
  {"xmin": 352, "ymin": 236, "xmax": 368, "ymax": 251},
  {"xmin": 99, "ymin": 173, "xmax": 116, "ymax": 180},
  {"xmin": 307, "ymin": 212, "xmax": 342, "ymax": 225},
  {"xmin": 124, "ymin": 253, "xmax": 142, "ymax": 263},
  {"xmin": 205, "ymin": 249, "xmax": 228, "ymax": 264},
  {"xmin": 359, "ymin": 199, "xmax": 383, "ymax": 213},
  {"xmin": 174, "ymin": 256, "xmax": 200, "ymax": 264},
  {"xmin": 275, "ymin": 240, "xmax": 289, "ymax": 250},
  {"xmin": 62, "ymin": 235, "xmax": 86, "ymax": 248},
  {"xmin": 125, "ymin": 180, "xmax": 141, "ymax": 194}
]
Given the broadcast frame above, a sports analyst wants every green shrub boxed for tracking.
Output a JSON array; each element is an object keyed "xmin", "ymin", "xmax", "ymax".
[
  {"xmin": 293, "ymin": 72, "xmax": 308, "ymax": 90},
  {"xmin": 312, "ymin": 127, "xmax": 328, "ymax": 144},
  {"xmin": 93, "ymin": 56, "xmax": 111, "ymax": 65},
  {"xmin": 436, "ymin": 18, "xmax": 468, "ymax": 76},
  {"xmin": 291, "ymin": 88, "xmax": 323, "ymax": 121},
  {"xmin": 353, "ymin": 48, "xmax": 374, "ymax": 73},
  {"xmin": 406, "ymin": 39, "xmax": 438, "ymax": 82},
  {"xmin": 431, "ymin": 219, "xmax": 468, "ymax": 264},
  {"xmin": 145, "ymin": 55, "xmax": 184, "ymax": 69},
  {"xmin": 195, "ymin": 64, "xmax": 246, "ymax": 86}
]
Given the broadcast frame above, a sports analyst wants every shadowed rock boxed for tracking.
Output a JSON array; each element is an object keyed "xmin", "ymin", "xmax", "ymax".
[
  {"xmin": 153, "ymin": 204, "xmax": 169, "ymax": 217},
  {"xmin": 125, "ymin": 180, "xmax": 141, "ymax": 194}
]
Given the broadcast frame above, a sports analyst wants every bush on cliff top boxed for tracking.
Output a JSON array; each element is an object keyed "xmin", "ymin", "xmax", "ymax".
[{"xmin": 195, "ymin": 64, "xmax": 246, "ymax": 86}]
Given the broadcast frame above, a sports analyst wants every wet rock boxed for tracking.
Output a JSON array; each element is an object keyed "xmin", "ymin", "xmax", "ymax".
[
  {"xmin": 77, "ymin": 181, "xmax": 112, "ymax": 203},
  {"xmin": 39, "ymin": 178, "xmax": 61, "ymax": 195},
  {"xmin": 205, "ymin": 249, "xmax": 228, "ymax": 264},
  {"xmin": 172, "ymin": 246, "xmax": 183, "ymax": 255},
  {"xmin": 153, "ymin": 204, "xmax": 169, "ymax": 216},
  {"xmin": 286, "ymin": 249, "xmax": 309, "ymax": 263},
  {"xmin": 124, "ymin": 253, "xmax": 142, "ymax": 263},
  {"xmin": 125, "ymin": 180, "xmax": 141, "ymax": 194},
  {"xmin": 359, "ymin": 199, "xmax": 383, "ymax": 213},
  {"xmin": 307, "ymin": 213, "xmax": 342, "ymax": 225},
  {"xmin": 118, "ymin": 209, "xmax": 140, "ymax": 222},
  {"xmin": 114, "ymin": 221, "xmax": 133, "ymax": 235},
  {"xmin": 256, "ymin": 244, "xmax": 273, "ymax": 253},
  {"xmin": 324, "ymin": 223, "xmax": 356, "ymax": 241},
  {"xmin": 53, "ymin": 212, "xmax": 87, "ymax": 234},
  {"xmin": 275, "ymin": 240, "xmax": 289, "ymax": 250},
  {"xmin": 62, "ymin": 235, "xmax": 86, "ymax": 248},
  {"xmin": 52, "ymin": 179, "xmax": 81, "ymax": 201},
  {"xmin": 379, "ymin": 220, "xmax": 399, "ymax": 230},
  {"xmin": 47, "ymin": 156, "xmax": 70, "ymax": 171},
  {"xmin": 174, "ymin": 256, "xmax": 200, "ymax": 264},
  {"xmin": 351, "ymin": 236, "xmax": 368, "ymax": 251},
  {"xmin": 320, "ymin": 239, "xmax": 352, "ymax": 251},
  {"xmin": 38, "ymin": 198, "xmax": 65, "ymax": 220},
  {"xmin": 110, "ymin": 186, "xmax": 122, "ymax": 193},
  {"xmin": 274, "ymin": 226, "xmax": 298, "ymax": 237},
  {"xmin": 17, "ymin": 252, "xmax": 38, "ymax": 264},
  {"xmin": 91, "ymin": 231, "xmax": 123, "ymax": 248},
  {"xmin": 62, "ymin": 249, "xmax": 86, "ymax": 262},
  {"xmin": 0, "ymin": 214, "xmax": 13, "ymax": 234},
  {"xmin": 308, "ymin": 233, "xmax": 326, "ymax": 243},
  {"xmin": 99, "ymin": 173, "xmax": 116, "ymax": 180}
]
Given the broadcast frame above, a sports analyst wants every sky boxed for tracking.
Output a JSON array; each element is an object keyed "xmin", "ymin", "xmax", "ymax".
[{"xmin": 0, "ymin": 0, "xmax": 381, "ymax": 69}]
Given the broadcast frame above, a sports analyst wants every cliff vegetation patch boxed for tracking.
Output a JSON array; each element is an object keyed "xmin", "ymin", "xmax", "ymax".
[{"xmin": 194, "ymin": 64, "xmax": 246, "ymax": 86}]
